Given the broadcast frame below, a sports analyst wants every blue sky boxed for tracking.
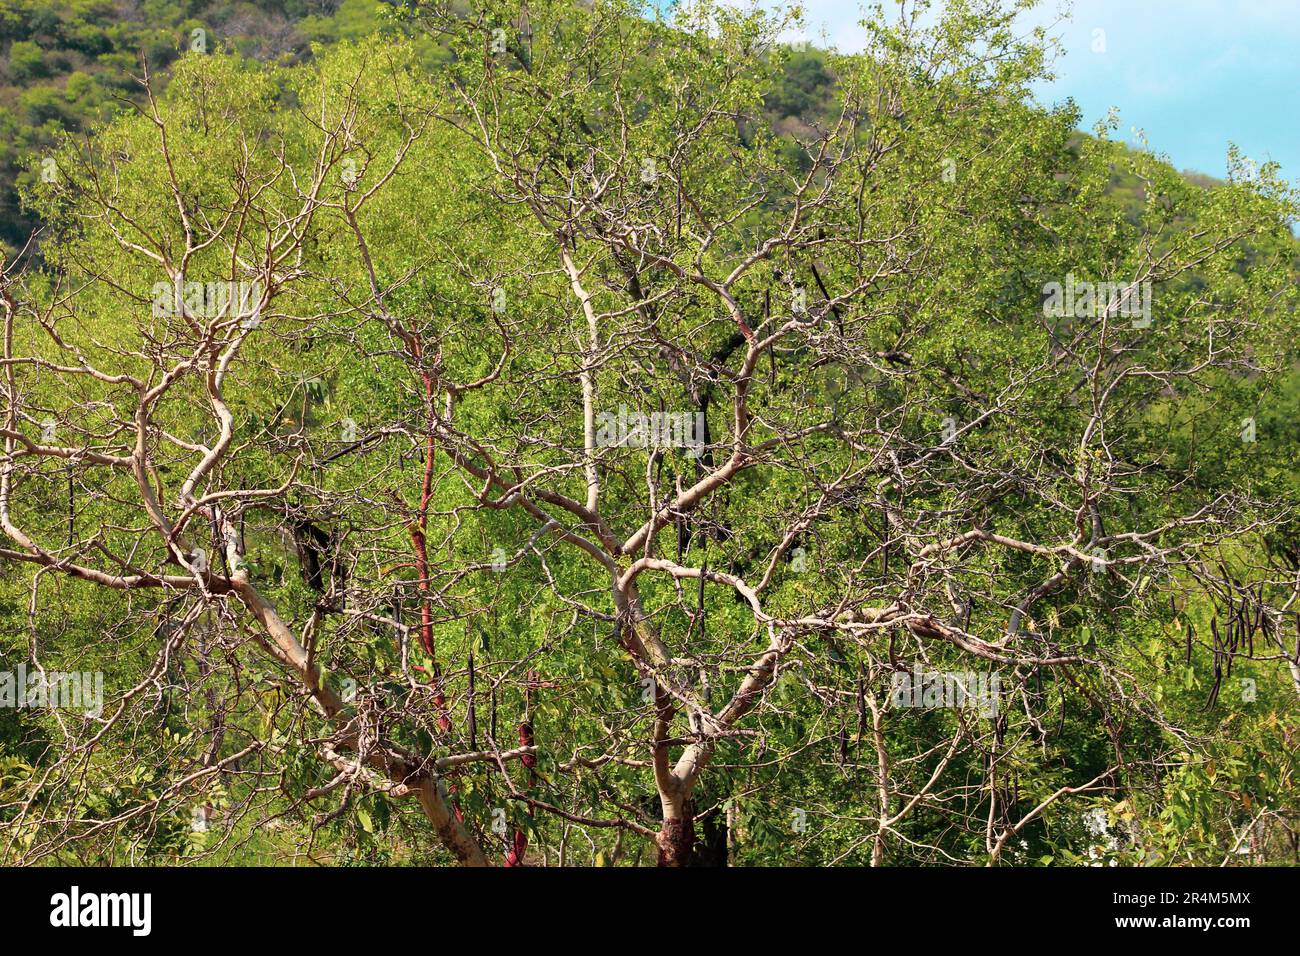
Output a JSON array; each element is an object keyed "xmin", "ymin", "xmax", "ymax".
[{"xmin": 785, "ymin": 0, "xmax": 1300, "ymax": 181}]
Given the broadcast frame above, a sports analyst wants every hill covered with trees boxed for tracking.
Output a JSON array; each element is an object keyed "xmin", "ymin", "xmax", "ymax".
[{"xmin": 0, "ymin": 0, "xmax": 1298, "ymax": 868}]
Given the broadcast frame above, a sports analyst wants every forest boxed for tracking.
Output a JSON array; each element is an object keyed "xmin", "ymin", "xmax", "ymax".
[{"xmin": 0, "ymin": 0, "xmax": 1298, "ymax": 869}]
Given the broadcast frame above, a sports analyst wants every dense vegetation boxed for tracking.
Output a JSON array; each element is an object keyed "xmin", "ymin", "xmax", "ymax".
[{"xmin": 1, "ymin": 0, "xmax": 1298, "ymax": 867}]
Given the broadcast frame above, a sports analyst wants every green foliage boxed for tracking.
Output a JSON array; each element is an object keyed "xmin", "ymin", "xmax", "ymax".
[{"xmin": 1, "ymin": 0, "xmax": 1298, "ymax": 868}]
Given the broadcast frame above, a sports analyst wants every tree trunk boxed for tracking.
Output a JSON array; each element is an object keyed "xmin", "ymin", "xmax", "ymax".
[{"xmin": 656, "ymin": 812, "xmax": 695, "ymax": 867}]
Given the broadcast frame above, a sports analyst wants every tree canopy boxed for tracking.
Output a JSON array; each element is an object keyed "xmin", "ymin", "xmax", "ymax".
[{"xmin": 1, "ymin": 0, "xmax": 1298, "ymax": 867}]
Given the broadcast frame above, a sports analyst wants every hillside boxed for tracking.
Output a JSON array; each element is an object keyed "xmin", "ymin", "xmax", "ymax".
[{"xmin": 0, "ymin": 0, "xmax": 1297, "ymax": 874}]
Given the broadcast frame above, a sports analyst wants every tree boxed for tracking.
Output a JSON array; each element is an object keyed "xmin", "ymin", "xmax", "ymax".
[{"xmin": 2, "ymin": 0, "xmax": 1298, "ymax": 867}]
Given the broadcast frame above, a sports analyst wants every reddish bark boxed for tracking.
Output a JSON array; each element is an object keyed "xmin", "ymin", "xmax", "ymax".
[
  {"xmin": 504, "ymin": 670, "xmax": 540, "ymax": 866},
  {"xmin": 404, "ymin": 326, "xmax": 451, "ymax": 733},
  {"xmin": 656, "ymin": 814, "xmax": 696, "ymax": 867}
]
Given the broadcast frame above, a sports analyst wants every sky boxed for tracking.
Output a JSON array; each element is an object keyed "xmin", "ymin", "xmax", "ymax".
[{"xmin": 783, "ymin": 0, "xmax": 1300, "ymax": 182}]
